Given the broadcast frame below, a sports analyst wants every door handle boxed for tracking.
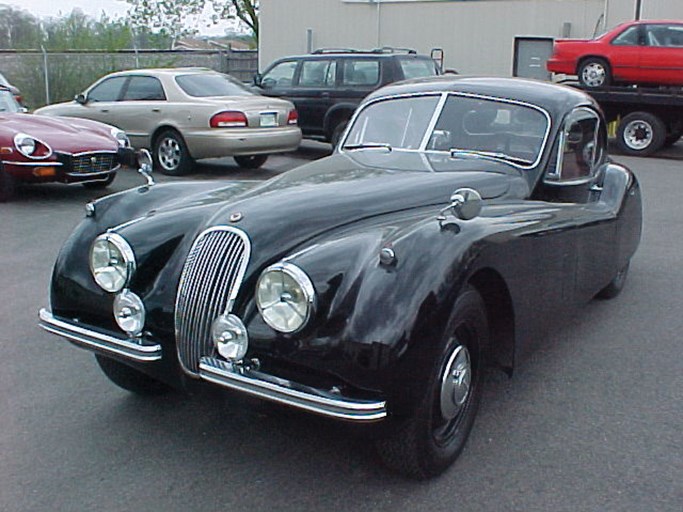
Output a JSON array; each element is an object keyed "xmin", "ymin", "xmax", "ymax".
[
  {"xmin": 321, "ymin": 92, "xmax": 331, "ymax": 98},
  {"xmin": 100, "ymin": 109, "xmax": 109, "ymax": 113}
]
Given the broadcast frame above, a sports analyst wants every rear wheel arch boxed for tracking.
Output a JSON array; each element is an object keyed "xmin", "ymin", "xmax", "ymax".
[
  {"xmin": 324, "ymin": 106, "xmax": 355, "ymax": 140},
  {"xmin": 468, "ymin": 268, "xmax": 515, "ymax": 375}
]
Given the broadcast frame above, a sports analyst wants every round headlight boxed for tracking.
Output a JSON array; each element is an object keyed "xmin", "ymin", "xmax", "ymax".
[
  {"xmin": 14, "ymin": 133, "xmax": 36, "ymax": 156},
  {"xmin": 111, "ymin": 127, "xmax": 130, "ymax": 148},
  {"xmin": 256, "ymin": 262, "xmax": 315, "ymax": 334},
  {"xmin": 89, "ymin": 232, "xmax": 136, "ymax": 293},
  {"xmin": 114, "ymin": 290, "xmax": 145, "ymax": 336}
]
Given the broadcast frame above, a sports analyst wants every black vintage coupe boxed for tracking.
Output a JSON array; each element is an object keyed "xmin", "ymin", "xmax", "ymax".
[{"xmin": 39, "ymin": 77, "xmax": 642, "ymax": 479}]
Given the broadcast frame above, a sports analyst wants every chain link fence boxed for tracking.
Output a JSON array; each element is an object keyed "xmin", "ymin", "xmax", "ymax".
[{"xmin": 0, "ymin": 48, "xmax": 258, "ymax": 109}]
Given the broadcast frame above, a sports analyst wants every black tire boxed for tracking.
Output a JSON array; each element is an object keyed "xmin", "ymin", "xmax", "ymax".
[
  {"xmin": 663, "ymin": 130, "xmax": 682, "ymax": 148},
  {"xmin": 153, "ymin": 130, "xmax": 193, "ymax": 176},
  {"xmin": 578, "ymin": 57, "xmax": 611, "ymax": 88},
  {"xmin": 375, "ymin": 287, "xmax": 488, "ymax": 479},
  {"xmin": 234, "ymin": 154, "xmax": 268, "ymax": 169},
  {"xmin": 0, "ymin": 170, "xmax": 16, "ymax": 202},
  {"xmin": 95, "ymin": 354, "xmax": 171, "ymax": 395},
  {"xmin": 596, "ymin": 263, "xmax": 630, "ymax": 300},
  {"xmin": 616, "ymin": 112, "xmax": 666, "ymax": 156},
  {"xmin": 329, "ymin": 120, "xmax": 348, "ymax": 149},
  {"xmin": 82, "ymin": 172, "xmax": 116, "ymax": 189}
]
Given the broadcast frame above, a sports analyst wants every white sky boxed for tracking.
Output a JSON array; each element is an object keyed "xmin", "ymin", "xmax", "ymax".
[{"xmin": 8, "ymin": 1, "xmax": 237, "ymax": 36}]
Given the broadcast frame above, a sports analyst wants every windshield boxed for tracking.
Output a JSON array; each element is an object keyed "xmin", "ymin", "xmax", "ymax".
[
  {"xmin": 175, "ymin": 72, "xmax": 254, "ymax": 97},
  {"xmin": 343, "ymin": 93, "xmax": 549, "ymax": 168},
  {"xmin": 0, "ymin": 89, "xmax": 21, "ymax": 113}
]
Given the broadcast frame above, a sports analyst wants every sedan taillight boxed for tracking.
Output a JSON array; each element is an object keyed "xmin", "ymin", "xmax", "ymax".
[
  {"xmin": 210, "ymin": 111, "xmax": 248, "ymax": 128},
  {"xmin": 287, "ymin": 109, "xmax": 299, "ymax": 125}
]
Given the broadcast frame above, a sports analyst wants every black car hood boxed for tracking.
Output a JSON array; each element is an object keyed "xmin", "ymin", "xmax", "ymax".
[{"xmin": 123, "ymin": 151, "xmax": 529, "ymax": 276}]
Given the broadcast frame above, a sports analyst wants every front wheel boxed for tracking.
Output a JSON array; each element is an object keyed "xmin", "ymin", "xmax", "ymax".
[
  {"xmin": 578, "ymin": 58, "xmax": 611, "ymax": 88},
  {"xmin": 153, "ymin": 130, "xmax": 193, "ymax": 176},
  {"xmin": 234, "ymin": 154, "xmax": 268, "ymax": 169},
  {"xmin": 95, "ymin": 354, "xmax": 171, "ymax": 395},
  {"xmin": 616, "ymin": 112, "xmax": 666, "ymax": 156},
  {"xmin": 375, "ymin": 288, "xmax": 488, "ymax": 479}
]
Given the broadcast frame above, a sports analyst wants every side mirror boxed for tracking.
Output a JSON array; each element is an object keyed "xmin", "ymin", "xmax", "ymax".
[
  {"xmin": 252, "ymin": 73, "xmax": 263, "ymax": 87},
  {"xmin": 437, "ymin": 187, "xmax": 482, "ymax": 225},
  {"xmin": 260, "ymin": 77, "xmax": 277, "ymax": 89},
  {"xmin": 75, "ymin": 93, "xmax": 87, "ymax": 105}
]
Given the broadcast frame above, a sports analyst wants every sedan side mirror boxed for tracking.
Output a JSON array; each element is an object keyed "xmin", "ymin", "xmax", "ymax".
[{"xmin": 75, "ymin": 93, "xmax": 87, "ymax": 105}]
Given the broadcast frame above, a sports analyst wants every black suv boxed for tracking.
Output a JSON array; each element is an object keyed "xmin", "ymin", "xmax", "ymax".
[{"xmin": 254, "ymin": 48, "xmax": 441, "ymax": 146}]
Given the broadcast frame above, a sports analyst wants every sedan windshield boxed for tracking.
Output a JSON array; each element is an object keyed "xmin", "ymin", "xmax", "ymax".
[
  {"xmin": 0, "ymin": 89, "xmax": 21, "ymax": 113},
  {"xmin": 343, "ymin": 93, "xmax": 549, "ymax": 168},
  {"xmin": 175, "ymin": 73, "xmax": 254, "ymax": 97}
]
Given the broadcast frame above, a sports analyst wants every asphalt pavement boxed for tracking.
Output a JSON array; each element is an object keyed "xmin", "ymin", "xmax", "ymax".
[{"xmin": 1, "ymin": 144, "xmax": 681, "ymax": 512}]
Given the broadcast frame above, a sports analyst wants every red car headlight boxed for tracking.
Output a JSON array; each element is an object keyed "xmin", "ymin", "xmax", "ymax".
[{"xmin": 14, "ymin": 133, "xmax": 51, "ymax": 159}]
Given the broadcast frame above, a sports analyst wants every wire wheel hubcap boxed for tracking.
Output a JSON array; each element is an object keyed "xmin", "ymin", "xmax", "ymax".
[
  {"xmin": 158, "ymin": 137, "xmax": 181, "ymax": 170},
  {"xmin": 623, "ymin": 120, "xmax": 653, "ymax": 150}
]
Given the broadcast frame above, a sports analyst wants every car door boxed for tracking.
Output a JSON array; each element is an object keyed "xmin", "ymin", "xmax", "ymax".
[
  {"xmin": 111, "ymin": 75, "xmax": 168, "ymax": 148},
  {"xmin": 77, "ymin": 76, "xmax": 129, "ymax": 124},
  {"xmin": 638, "ymin": 23, "xmax": 683, "ymax": 85},
  {"xmin": 288, "ymin": 58, "xmax": 338, "ymax": 136},
  {"xmin": 606, "ymin": 24, "xmax": 644, "ymax": 82},
  {"xmin": 534, "ymin": 107, "xmax": 617, "ymax": 303}
]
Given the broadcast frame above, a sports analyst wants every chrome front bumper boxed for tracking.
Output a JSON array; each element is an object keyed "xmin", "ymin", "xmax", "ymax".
[
  {"xmin": 38, "ymin": 309, "xmax": 162, "ymax": 362},
  {"xmin": 38, "ymin": 309, "xmax": 387, "ymax": 423}
]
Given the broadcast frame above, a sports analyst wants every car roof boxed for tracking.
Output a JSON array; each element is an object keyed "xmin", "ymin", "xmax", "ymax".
[
  {"xmin": 272, "ymin": 51, "xmax": 433, "ymax": 61},
  {"xmin": 365, "ymin": 76, "xmax": 597, "ymax": 116},
  {"xmin": 105, "ymin": 67, "xmax": 220, "ymax": 78}
]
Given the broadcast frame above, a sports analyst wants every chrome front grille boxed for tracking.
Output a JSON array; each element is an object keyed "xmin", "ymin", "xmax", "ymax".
[
  {"xmin": 175, "ymin": 226, "xmax": 251, "ymax": 375},
  {"xmin": 71, "ymin": 152, "xmax": 117, "ymax": 174}
]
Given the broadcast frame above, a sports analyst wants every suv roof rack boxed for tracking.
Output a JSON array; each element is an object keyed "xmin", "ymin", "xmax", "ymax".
[{"xmin": 311, "ymin": 47, "xmax": 418, "ymax": 55}]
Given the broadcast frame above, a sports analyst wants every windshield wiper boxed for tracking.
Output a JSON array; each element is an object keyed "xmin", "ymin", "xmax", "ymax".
[
  {"xmin": 343, "ymin": 143, "xmax": 392, "ymax": 152},
  {"xmin": 450, "ymin": 148, "xmax": 532, "ymax": 166}
]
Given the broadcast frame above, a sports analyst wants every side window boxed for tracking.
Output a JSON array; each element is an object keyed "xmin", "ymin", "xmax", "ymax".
[
  {"xmin": 547, "ymin": 108, "xmax": 602, "ymax": 182},
  {"xmin": 659, "ymin": 24, "xmax": 683, "ymax": 47},
  {"xmin": 612, "ymin": 26, "xmax": 641, "ymax": 46},
  {"xmin": 342, "ymin": 60, "xmax": 380, "ymax": 86},
  {"xmin": 298, "ymin": 60, "xmax": 336, "ymax": 87},
  {"xmin": 87, "ymin": 77, "xmax": 127, "ymax": 102},
  {"xmin": 399, "ymin": 58, "xmax": 438, "ymax": 79},
  {"xmin": 123, "ymin": 76, "xmax": 166, "ymax": 101},
  {"xmin": 262, "ymin": 61, "xmax": 298, "ymax": 89}
]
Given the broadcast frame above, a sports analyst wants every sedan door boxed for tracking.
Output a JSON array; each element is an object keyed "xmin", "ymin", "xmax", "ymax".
[{"xmin": 637, "ymin": 23, "xmax": 683, "ymax": 85}]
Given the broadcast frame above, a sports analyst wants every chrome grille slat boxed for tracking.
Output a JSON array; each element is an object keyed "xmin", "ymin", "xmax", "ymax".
[{"xmin": 175, "ymin": 227, "xmax": 251, "ymax": 375}]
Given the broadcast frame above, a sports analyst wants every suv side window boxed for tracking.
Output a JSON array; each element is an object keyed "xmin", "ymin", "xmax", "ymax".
[
  {"xmin": 262, "ymin": 61, "xmax": 298, "ymax": 89},
  {"xmin": 342, "ymin": 60, "xmax": 380, "ymax": 86},
  {"xmin": 88, "ymin": 76, "xmax": 127, "ymax": 102},
  {"xmin": 398, "ymin": 58, "xmax": 439, "ymax": 79},
  {"xmin": 123, "ymin": 76, "xmax": 166, "ymax": 101},
  {"xmin": 299, "ymin": 60, "xmax": 337, "ymax": 87}
]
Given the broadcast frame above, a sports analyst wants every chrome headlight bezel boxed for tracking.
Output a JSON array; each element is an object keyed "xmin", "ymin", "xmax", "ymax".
[
  {"xmin": 256, "ymin": 262, "xmax": 316, "ymax": 334},
  {"xmin": 14, "ymin": 132, "xmax": 51, "ymax": 159},
  {"xmin": 89, "ymin": 232, "xmax": 136, "ymax": 293}
]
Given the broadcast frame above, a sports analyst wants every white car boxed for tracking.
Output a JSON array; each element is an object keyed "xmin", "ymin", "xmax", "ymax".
[{"xmin": 35, "ymin": 68, "xmax": 302, "ymax": 175}]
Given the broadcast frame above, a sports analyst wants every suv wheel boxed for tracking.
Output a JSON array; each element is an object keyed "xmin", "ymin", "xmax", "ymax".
[{"xmin": 330, "ymin": 121, "xmax": 348, "ymax": 149}]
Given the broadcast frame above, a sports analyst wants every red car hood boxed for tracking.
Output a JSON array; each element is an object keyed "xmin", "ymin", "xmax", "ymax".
[{"xmin": 0, "ymin": 113, "xmax": 119, "ymax": 154}]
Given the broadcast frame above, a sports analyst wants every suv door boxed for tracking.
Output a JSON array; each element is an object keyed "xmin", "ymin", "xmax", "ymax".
[{"xmin": 287, "ymin": 59, "xmax": 338, "ymax": 136}]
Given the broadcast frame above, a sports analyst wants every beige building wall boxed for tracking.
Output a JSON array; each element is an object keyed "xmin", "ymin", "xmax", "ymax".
[{"xmin": 260, "ymin": 0, "xmax": 683, "ymax": 76}]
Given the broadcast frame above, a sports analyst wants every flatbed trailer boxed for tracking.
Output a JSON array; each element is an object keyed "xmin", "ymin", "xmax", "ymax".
[{"xmin": 569, "ymin": 83, "xmax": 683, "ymax": 156}]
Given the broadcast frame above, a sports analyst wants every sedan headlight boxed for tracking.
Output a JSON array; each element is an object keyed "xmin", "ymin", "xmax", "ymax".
[
  {"xmin": 89, "ymin": 233, "xmax": 136, "ymax": 293},
  {"xmin": 111, "ymin": 127, "xmax": 130, "ymax": 148},
  {"xmin": 256, "ymin": 262, "xmax": 315, "ymax": 333}
]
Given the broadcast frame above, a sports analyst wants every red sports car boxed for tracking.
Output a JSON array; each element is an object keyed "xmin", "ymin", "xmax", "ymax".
[
  {"xmin": 1, "ymin": 85, "xmax": 132, "ymax": 201},
  {"xmin": 547, "ymin": 20, "xmax": 683, "ymax": 88}
]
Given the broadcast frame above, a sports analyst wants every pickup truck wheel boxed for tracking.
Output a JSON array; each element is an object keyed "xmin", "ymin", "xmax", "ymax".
[
  {"xmin": 578, "ymin": 58, "xmax": 611, "ymax": 88},
  {"xmin": 153, "ymin": 130, "xmax": 193, "ymax": 176},
  {"xmin": 95, "ymin": 354, "xmax": 171, "ymax": 395},
  {"xmin": 616, "ymin": 112, "xmax": 666, "ymax": 156},
  {"xmin": 234, "ymin": 155, "xmax": 268, "ymax": 169},
  {"xmin": 82, "ymin": 173, "xmax": 116, "ymax": 189},
  {"xmin": 0, "ymin": 170, "xmax": 16, "ymax": 202},
  {"xmin": 375, "ymin": 288, "xmax": 488, "ymax": 479},
  {"xmin": 663, "ymin": 128, "xmax": 682, "ymax": 147}
]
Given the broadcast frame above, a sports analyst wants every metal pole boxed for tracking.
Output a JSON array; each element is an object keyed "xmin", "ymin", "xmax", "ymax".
[
  {"xmin": 376, "ymin": 0, "xmax": 382, "ymax": 48},
  {"xmin": 41, "ymin": 45, "xmax": 50, "ymax": 105},
  {"xmin": 635, "ymin": 0, "xmax": 642, "ymax": 20},
  {"xmin": 306, "ymin": 28, "xmax": 313, "ymax": 53}
]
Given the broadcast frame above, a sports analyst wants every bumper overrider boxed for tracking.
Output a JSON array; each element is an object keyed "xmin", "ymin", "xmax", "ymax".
[{"xmin": 38, "ymin": 309, "xmax": 387, "ymax": 422}]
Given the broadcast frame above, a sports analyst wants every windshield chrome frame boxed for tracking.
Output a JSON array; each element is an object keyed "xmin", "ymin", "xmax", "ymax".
[{"xmin": 340, "ymin": 90, "xmax": 553, "ymax": 170}]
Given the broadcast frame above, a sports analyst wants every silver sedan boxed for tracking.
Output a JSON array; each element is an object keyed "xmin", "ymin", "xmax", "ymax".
[{"xmin": 35, "ymin": 68, "xmax": 302, "ymax": 175}]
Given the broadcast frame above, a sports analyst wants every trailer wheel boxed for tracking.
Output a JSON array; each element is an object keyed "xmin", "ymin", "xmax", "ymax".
[
  {"xmin": 616, "ymin": 111, "xmax": 666, "ymax": 156},
  {"xmin": 663, "ymin": 128, "xmax": 682, "ymax": 148}
]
